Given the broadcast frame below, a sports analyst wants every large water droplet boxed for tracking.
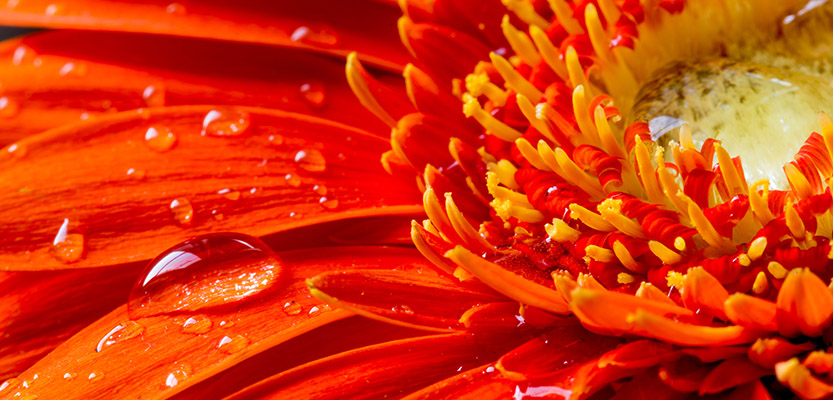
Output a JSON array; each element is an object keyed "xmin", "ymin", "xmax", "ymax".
[
  {"xmin": 201, "ymin": 109, "xmax": 250, "ymax": 137},
  {"xmin": 170, "ymin": 198, "xmax": 194, "ymax": 226},
  {"xmin": 299, "ymin": 82, "xmax": 326, "ymax": 108},
  {"xmin": 51, "ymin": 219, "xmax": 85, "ymax": 263},
  {"xmin": 290, "ymin": 26, "xmax": 339, "ymax": 47},
  {"xmin": 127, "ymin": 233, "xmax": 282, "ymax": 320},
  {"xmin": 282, "ymin": 301, "xmax": 302, "ymax": 316},
  {"xmin": 294, "ymin": 148, "xmax": 326, "ymax": 173},
  {"xmin": 96, "ymin": 321, "xmax": 144, "ymax": 352},
  {"xmin": 181, "ymin": 316, "xmax": 212, "ymax": 334},
  {"xmin": 144, "ymin": 126, "xmax": 177, "ymax": 152},
  {"xmin": 142, "ymin": 84, "xmax": 166, "ymax": 107},
  {"xmin": 163, "ymin": 364, "xmax": 191, "ymax": 388},
  {"xmin": 87, "ymin": 372, "xmax": 103, "ymax": 382},
  {"xmin": 217, "ymin": 334, "xmax": 249, "ymax": 354}
]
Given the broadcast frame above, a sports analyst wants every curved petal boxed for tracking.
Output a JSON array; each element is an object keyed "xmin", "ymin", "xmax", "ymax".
[
  {"xmin": 308, "ymin": 268, "xmax": 503, "ymax": 332},
  {"xmin": 0, "ymin": 30, "xmax": 400, "ymax": 143},
  {"xmin": 225, "ymin": 332, "xmax": 523, "ymax": 399},
  {"xmin": 0, "ymin": 246, "xmax": 431, "ymax": 399},
  {"xmin": 0, "ymin": 0, "xmax": 408, "ymax": 71},
  {"xmin": 401, "ymin": 362, "xmax": 531, "ymax": 400},
  {"xmin": 0, "ymin": 106, "xmax": 422, "ymax": 270}
]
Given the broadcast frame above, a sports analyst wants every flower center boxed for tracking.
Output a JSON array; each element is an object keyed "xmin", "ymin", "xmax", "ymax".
[{"xmin": 632, "ymin": 57, "xmax": 833, "ymax": 189}]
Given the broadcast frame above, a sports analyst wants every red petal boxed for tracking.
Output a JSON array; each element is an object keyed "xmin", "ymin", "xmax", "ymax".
[
  {"xmin": 3, "ymin": 246, "xmax": 432, "ymax": 398},
  {"xmin": 308, "ymin": 268, "xmax": 503, "ymax": 332},
  {"xmin": 225, "ymin": 332, "xmax": 523, "ymax": 399},
  {"xmin": 0, "ymin": 0, "xmax": 408, "ymax": 71},
  {"xmin": 401, "ymin": 362, "xmax": 531, "ymax": 400},
  {"xmin": 0, "ymin": 30, "xmax": 397, "ymax": 143},
  {"xmin": 0, "ymin": 107, "xmax": 421, "ymax": 270},
  {"xmin": 699, "ymin": 356, "xmax": 771, "ymax": 395}
]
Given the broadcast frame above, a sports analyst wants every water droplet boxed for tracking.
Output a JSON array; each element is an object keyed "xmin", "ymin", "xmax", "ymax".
[
  {"xmin": 51, "ymin": 219, "xmax": 85, "ymax": 263},
  {"xmin": 128, "ymin": 233, "xmax": 282, "ymax": 320},
  {"xmin": 126, "ymin": 168, "xmax": 146, "ymax": 180},
  {"xmin": 44, "ymin": 3, "xmax": 60, "ymax": 15},
  {"xmin": 294, "ymin": 149, "xmax": 326, "ymax": 173},
  {"xmin": 142, "ymin": 85, "xmax": 165, "ymax": 107},
  {"xmin": 0, "ymin": 96, "xmax": 20, "ymax": 118},
  {"xmin": 170, "ymin": 197, "xmax": 194, "ymax": 226},
  {"xmin": 319, "ymin": 197, "xmax": 338, "ymax": 210},
  {"xmin": 290, "ymin": 26, "xmax": 339, "ymax": 47},
  {"xmin": 218, "ymin": 320, "xmax": 235, "ymax": 328},
  {"xmin": 163, "ymin": 364, "xmax": 191, "ymax": 389},
  {"xmin": 217, "ymin": 188, "xmax": 240, "ymax": 201},
  {"xmin": 88, "ymin": 372, "xmax": 103, "ymax": 382},
  {"xmin": 96, "ymin": 321, "xmax": 144, "ymax": 352},
  {"xmin": 217, "ymin": 334, "xmax": 249, "ymax": 354},
  {"xmin": 12, "ymin": 45, "xmax": 34, "ymax": 66},
  {"xmin": 20, "ymin": 380, "xmax": 27, "ymax": 388},
  {"xmin": 58, "ymin": 62, "xmax": 86, "ymax": 77},
  {"xmin": 0, "ymin": 378, "xmax": 18, "ymax": 394},
  {"xmin": 268, "ymin": 134, "xmax": 284, "ymax": 146},
  {"xmin": 201, "ymin": 109, "xmax": 250, "ymax": 137},
  {"xmin": 182, "ymin": 316, "xmax": 213, "ymax": 334},
  {"xmin": 313, "ymin": 185, "xmax": 327, "ymax": 195},
  {"xmin": 393, "ymin": 304, "xmax": 415, "ymax": 315},
  {"xmin": 211, "ymin": 210, "xmax": 224, "ymax": 221},
  {"xmin": 285, "ymin": 173, "xmax": 302, "ymax": 187},
  {"xmin": 6, "ymin": 142, "xmax": 26, "ymax": 159},
  {"xmin": 144, "ymin": 126, "xmax": 177, "ymax": 152},
  {"xmin": 299, "ymin": 82, "xmax": 326, "ymax": 108},
  {"xmin": 62, "ymin": 373, "xmax": 76, "ymax": 381},
  {"xmin": 165, "ymin": 2, "xmax": 185, "ymax": 14},
  {"xmin": 289, "ymin": 212, "xmax": 303, "ymax": 219},
  {"xmin": 165, "ymin": 373, "xmax": 178, "ymax": 388},
  {"xmin": 282, "ymin": 301, "xmax": 302, "ymax": 316}
]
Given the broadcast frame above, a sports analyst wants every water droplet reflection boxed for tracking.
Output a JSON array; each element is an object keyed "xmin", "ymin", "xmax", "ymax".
[
  {"xmin": 170, "ymin": 198, "xmax": 194, "ymax": 226},
  {"xmin": 201, "ymin": 109, "xmax": 250, "ymax": 137},
  {"xmin": 51, "ymin": 219, "xmax": 85, "ymax": 263},
  {"xmin": 144, "ymin": 126, "xmax": 177, "ymax": 152},
  {"xmin": 142, "ymin": 85, "xmax": 166, "ymax": 107},
  {"xmin": 294, "ymin": 148, "xmax": 326, "ymax": 173}
]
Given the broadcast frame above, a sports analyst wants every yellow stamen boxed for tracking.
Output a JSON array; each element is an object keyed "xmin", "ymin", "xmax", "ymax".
[
  {"xmin": 596, "ymin": 0, "xmax": 621, "ymax": 24},
  {"xmin": 410, "ymin": 221, "xmax": 456, "ymax": 274},
  {"xmin": 612, "ymin": 240, "xmax": 644, "ymax": 273},
  {"xmin": 597, "ymin": 198, "xmax": 645, "ymax": 238},
  {"xmin": 515, "ymin": 138, "xmax": 551, "ymax": 171},
  {"xmin": 656, "ymin": 160, "xmax": 689, "ymax": 216},
  {"xmin": 572, "ymin": 86, "xmax": 599, "ymax": 145},
  {"xmin": 785, "ymin": 204, "xmax": 807, "ymax": 239},
  {"xmin": 569, "ymin": 203, "xmax": 615, "ymax": 232},
  {"xmin": 584, "ymin": 4, "xmax": 613, "ymax": 65},
  {"xmin": 487, "ymin": 160, "xmax": 520, "ymax": 190},
  {"xmin": 345, "ymin": 52, "xmax": 397, "ymax": 127},
  {"xmin": 753, "ymin": 271, "xmax": 769, "ymax": 294},
  {"xmin": 535, "ymin": 140, "xmax": 567, "ymax": 177},
  {"xmin": 685, "ymin": 196, "xmax": 736, "ymax": 253},
  {"xmin": 617, "ymin": 272, "xmax": 635, "ymax": 284},
  {"xmin": 545, "ymin": 218, "xmax": 581, "ymax": 242},
  {"xmin": 565, "ymin": 46, "xmax": 589, "ymax": 90},
  {"xmin": 501, "ymin": 0, "xmax": 549, "ymax": 29},
  {"xmin": 819, "ymin": 111, "xmax": 833, "ymax": 170},
  {"xmin": 464, "ymin": 73, "xmax": 508, "ymax": 106},
  {"xmin": 423, "ymin": 187, "xmax": 458, "ymax": 243},
  {"xmin": 738, "ymin": 254, "xmax": 751, "ymax": 267},
  {"xmin": 445, "ymin": 193, "xmax": 496, "ymax": 251},
  {"xmin": 486, "ymin": 171, "xmax": 531, "ymax": 206},
  {"xmin": 768, "ymin": 261, "xmax": 789, "ymax": 279},
  {"xmin": 674, "ymin": 237, "xmax": 686, "ymax": 251},
  {"xmin": 516, "ymin": 94, "xmax": 556, "ymax": 142},
  {"xmin": 555, "ymin": 147, "xmax": 606, "ymax": 199},
  {"xmin": 634, "ymin": 137, "xmax": 665, "ymax": 205},
  {"xmin": 585, "ymin": 244, "xmax": 615, "ymax": 263},
  {"xmin": 784, "ymin": 162, "xmax": 815, "ymax": 200},
  {"xmin": 463, "ymin": 94, "xmax": 523, "ymax": 141},
  {"xmin": 453, "ymin": 266, "xmax": 475, "ymax": 281},
  {"xmin": 547, "ymin": 0, "xmax": 584, "ymax": 35},
  {"xmin": 489, "ymin": 52, "xmax": 543, "ymax": 103},
  {"xmin": 500, "ymin": 15, "xmax": 542, "ymax": 66},
  {"xmin": 528, "ymin": 25, "xmax": 569, "ymax": 81},
  {"xmin": 749, "ymin": 182, "xmax": 775, "ymax": 225},
  {"xmin": 594, "ymin": 106, "xmax": 626, "ymax": 159},
  {"xmin": 679, "ymin": 124, "xmax": 695, "ymax": 149},
  {"xmin": 649, "ymin": 240, "xmax": 682, "ymax": 265},
  {"xmin": 403, "ymin": 64, "xmax": 437, "ymax": 108},
  {"xmin": 666, "ymin": 271, "xmax": 685, "ymax": 289},
  {"xmin": 714, "ymin": 142, "xmax": 748, "ymax": 196}
]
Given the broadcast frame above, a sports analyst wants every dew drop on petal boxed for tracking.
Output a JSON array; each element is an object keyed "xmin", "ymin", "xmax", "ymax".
[
  {"xmin": 58, "ymin": 62, "xmax": 86, "ymax": 77},
  {"xmin": 51, "ymin": 219, "xmax": 85, "ymax": 263},
  {"xmin": 217, "ymin": 188, "xmax": 240, "ymax": 201},
  {"xmin": 294, "ymin": 148, "xmax": 326, "ymax": 173},
  {"xmin": 282, "ymin": 301, "xmax": 302, "ymax": 316},
  {"xmin": 165, "ymin": 373, "xmax": 178, "ymax": 388},
  {"xmin": 96, "ymin": 321, "xmax": 144, "ymax": 352},
  {"xmin": 62, "ymin": 373, "xmax": 76, "ymax": 381},
  {"xmin": 142, "ymin": 84, "xmax": 166, "ymax": 107},
  {"xmin": 6, "ymin": 142, "xmax": 26, "ymax": 159},
  {"xmin": 217, "ymin": 334, "xmax": 249, "ymax": 354},
  {"xmin": 166, "ymin": 2, "xmax": 185, "ymax": 14},
  {"xmin": 319, "ymin": 197, "xmax": 338, "ymax": 210},
  {"xmin": 299, "ymin": 82, "xmax": 326, "ymax": 108},
  {"xmin": 201, "ymin": 109, "xmax": 250, "ymax": 137},
  {"xmin": 12, "ymin": 45, "xmax": 34, "ymax": 66},
  {"xmin": 285, "ymin": 173, "xmax": 302, "ymax": 187},
  {"xmin": 144, "ymin": 126, "xmax": 177, "ymax": 152},
  {"xmin": 0, "ymin": 379, "xmax": 17, "ymax": 394},
  {"xmin": 126, "ymin": 168, "xmax": 146, "ymax": 180},
  {"xmin": 289, "ymin": 212, "xmax": 303, "ymax": 219},
  {"xmin": 182, "ymin": 316, "xmax": 212, "ymax": 334},
  {"xmin": 313, "ymin": 185, "xmax": 327, "ymax": 196},
  {"xmin": 170, "ymin": 198, "xmax": 194, "ymax": 226},
  {"xmin": 163, "ymin": 363, "xmax": 191, "ymax": 389},
  {"xmin": 127, "ymin": 233, "xmax": 282, "ymax": 320},
  {"xmin": 290, "ymin": 26, "xmax": 339, "ymax": 47},
  {"xmin": 88, "ymin": 372, "xmax": 103, "ymax": 382},
  {"xmin": 268, "ymin": 134, "xmax": 284, "ymax": 146},
  {"xmin": 0, "ymin": 96, "xmax": 20, "ymax": 118},
  {"xmin": 393, "ymin": 304, "xmax": 415, "ymax": 315}
]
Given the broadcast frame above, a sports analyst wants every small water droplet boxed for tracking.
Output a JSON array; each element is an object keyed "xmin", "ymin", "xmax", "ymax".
[
  {"xmin": 165, "ymin": 373, "xmax": 178, "ymax": 388},
  {"xmin": 144, "ymin": 126, "xmax": 177, "ymax": 152},
  {"xmin": 313, "ymin": 185, "xmax": 327, "ymax": 195},
  {"xmin": 166, "ymin": 2, "xmax": 185, "ymax": 14},
  {"xmin": 142, "ymin": 85, "xmax": 166, "ymax": 107},
  {"xmin": 319, "ymin": 197, "xmax": 338, "ymax": 210},
  {"xmin": 20, "ymin": 381, "xmax": 28, "ymax": 389},
  {"xmin": 12, "ymin": 45, "xmax": 34, "ymax": 66},
  {"xmin": 211, "ymin": 210, "xmax": 224, "ymax": 221},
  {"xmin": 126, "ymin": 168, "xmax": 146, "ymax": 180},
  {"xmin": 289, "ymin": 212, "xmax": 303, "ymax": 219},
  {"xmin": 51, "ymin": 219, "xmax": 85, "ymax": 263},
  {"xmin": 58, "ymin": 62, "xmax": 86, "ymax": 77},
  {"xmin": 163, "ymin": 364, "xmax": 191, "ymax": 389},
  {"xmin": 96, "ymin": 321, "xmax": 144, "ymax": 352},
  {"xmin": 88, "ymin": 372, "xmax": 103, "ymax": 382},
  {"xmin": 249, "ymin": 187, "xmax": 257, "ymax": 195},
  {"xmin": 170, "ymin": 197, "xmax": 194, "ymax": 226},
  {"xmin": 182, "ymin": 316, "xmax": 213, "ymax": 334},
  {"xmin": 0, "ymin": 96, "xmax": 20, "ymax": 118},
  {"xmin": 44, "ymin": 3, "xmax": 60, "ymax": 15},
  {"xmin": 0, "ymin": 378, "xmax": 18, "ymax": 394},
  {"xmin": 299, "ymin": 82, "xmax": 326, "ymax": 108},
  {"xmin": 201, "ymin": 109, "xmax": 250, "ymax": 137},
  {"xmin": 294, "ymin": 149, "xmax": 326, "ymax": 173},
  {"xmin": 218, "ymin": 320, "xmax": 235, "ymax": 328},
  {"xmin": 393, "ymin": 304, "xmax": 415, "ymax": 315},
  {"xmin": 282, "ymin": 301, "xmax": 302, "ymax": 316},
  {"xmin": 128, "ymin": 233, "xmax": 282, "ymax": 320},
  {"xmin": 6, "ymin": 142, "xmax": 26, "ymax": 159},
  {"xmin": 268, "ymin": 134, "xmax": 285, "ymax": 146},
  {"xmin": 217, "ymin": 188, "xmax": 240, "ymax": 201},
  {"xmin": 285, "ymin": 173, "xmax": 302, "ymax": 187},
  {"xmin": 290, "ymin": 26, "xmax": 339, "ymax": 47},
  {"xmin": 217, "ymin": 334, "xmax": 249, "ymax": 354},
  {"xmin": 62, "ymin": 373, "xmax": 76, "ymax": 381}
]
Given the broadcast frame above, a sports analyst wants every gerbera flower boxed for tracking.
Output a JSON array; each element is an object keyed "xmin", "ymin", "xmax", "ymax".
[{"xmin": 3, "ymin": 0, "xmax": 833, "ymax": 398}]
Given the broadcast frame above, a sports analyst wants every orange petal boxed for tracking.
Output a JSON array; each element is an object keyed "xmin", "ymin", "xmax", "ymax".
[
  {"xmin": 401, "ymin": 362, "xmax": 537, "ymax": 400},
  {"xmin": 699, "ymin": 356, "xmax": 771, "ymax": 395},
  {"xmin": 400, "ymin": 18, "xmax": 492, "ymax": 84},
  {"xmin": 629, "ymin": 309, "xmax": 764, "ymax": 347},
  {"xmin": 776, "ymin": 358, "xmax": 833, "ymax": 400},
  {"xmin": 1, "ymin": 246, "xmax": 432, "ymax": 399},
  {"xmin": 308, "ymin": 268, "xmax": 503, "ymax": 332},
  {"xmin": 0, "ymin": 0, "xmax": 408, "ymax": 71},
  {"xmin": 444, "ymin": 246, "xmax": 569, "ymax": 314},
  {"xmin": 776, "ymin": 268, "xmax": 833, "ymax": 338},
  {"xmin": 225, "ymin": 332, "xmax": 523, "ymax": 399},
  {"xmin": 0, "ymin": 30, "xmax": 395, "ymax": 144},
  {"xmin": 682, "ymin": 266, "xmax": 729, "ymax": 320},
  {"xmin": 658, "ymin": 356, "xmax": 714, "ymax": 393},
  {"xmin": 569, "ymin": 288, "xmax": 693, "ymax": 333},
  {"xmin": 0, "ymin": 107, "xmax": 421, "ymax": 270},
  {"xmin": 748, "ymin": 337, "xmax": 815, "ymax": 369},
  {"xmin": 724, "ymin": 293, "xmax": 778, "ymax": 331}
]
